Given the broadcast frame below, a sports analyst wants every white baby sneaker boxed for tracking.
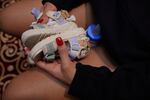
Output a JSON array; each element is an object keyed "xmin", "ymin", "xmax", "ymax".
[
  {"xmin": 28, "ymin": 28, "xmax": 90, "ymax": 64},
  {"xmin": 22, "ymin": 9, "xmax": 90, "ymax": 64},
  {"xmin": 22, "ymin": 22, "xmax": 77, "ymax": 49}
]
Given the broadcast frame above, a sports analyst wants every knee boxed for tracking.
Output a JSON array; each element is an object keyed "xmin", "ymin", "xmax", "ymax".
[
  {"xmin": 0, "ymin": 7, "xmax": 26, "ymax": 37},
  {"xmin": 3, "ymin": 84, "xmax": 30, "ymax": 100},
  {"xmin": 2, "ymin": 69, "xmax": 71, "ymax": 100},
  {"xmin": 0, "ymin": 0, "xmax": 42, "ymax": 37},
  {"xmin": 0, "ymin": 11, "xmax": 6, "ymax": 32},
  {"xmin": 0, "ymin": 9, "xmax": 19, "ymax": 37},
  {"xmin": 2, "ymin": 70, "xmax": 46, "ymax": 100},
  {"xmin": 2, "ymin": 75, "xmax": 37, "ymax": 100}
]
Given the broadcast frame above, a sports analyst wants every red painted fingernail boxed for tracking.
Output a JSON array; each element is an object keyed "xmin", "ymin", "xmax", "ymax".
[
  {"xmin": 56, "ymin": 37, "xmax": 63, "ymax": 46},
  {"xmin": 37, "ymin": 19, "xmax": 44, "ymax": 23}
]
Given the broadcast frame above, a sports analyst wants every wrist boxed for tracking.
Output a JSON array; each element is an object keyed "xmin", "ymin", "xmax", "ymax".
[{"xmin": 64, "ymin": 62, "xmax": 77, "ymax": 85}]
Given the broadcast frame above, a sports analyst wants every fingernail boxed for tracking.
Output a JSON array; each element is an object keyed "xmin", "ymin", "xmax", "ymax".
[
  {"xmin": 37, "ymin": 19, "xmax": 44, "ymax": 23},
  {"xmin": 56, "ymin": 37, "xmax": 63, "ymax": 46}
]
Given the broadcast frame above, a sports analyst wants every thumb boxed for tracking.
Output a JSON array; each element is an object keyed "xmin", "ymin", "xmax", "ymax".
[{"xmin": 56, "ymin": 37, "xmax": 70, "ymax": 64}]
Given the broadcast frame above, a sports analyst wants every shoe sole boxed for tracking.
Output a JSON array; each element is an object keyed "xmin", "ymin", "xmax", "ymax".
[{"xmin": 28, "ymin": 28, "xmax": 86, "ymax": 64}]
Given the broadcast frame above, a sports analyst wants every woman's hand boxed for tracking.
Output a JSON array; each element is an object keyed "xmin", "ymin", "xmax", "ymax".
[
  {"xmin": 37, "ymin": 37, "xmax": 76, "ymax": 84},
  {"xmin": 38, "ymin": 2, "xmax": 57, "ymax": 24}
]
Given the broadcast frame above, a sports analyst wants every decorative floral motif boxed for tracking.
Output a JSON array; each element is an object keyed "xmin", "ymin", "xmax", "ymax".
[{"xmin": 0, "ymin": 0, "xmax": 32, "ymax": 98}]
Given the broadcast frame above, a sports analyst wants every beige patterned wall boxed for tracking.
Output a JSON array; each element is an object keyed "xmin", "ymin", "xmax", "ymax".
[{"xmin": 0, "ymin": 0, "xmax": 32, "ymax": 98}]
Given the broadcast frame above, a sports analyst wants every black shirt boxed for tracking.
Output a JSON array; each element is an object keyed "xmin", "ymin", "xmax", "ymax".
[{"xmin": 42, "ymin": 0, "xmax": 150, "ymax": 99}]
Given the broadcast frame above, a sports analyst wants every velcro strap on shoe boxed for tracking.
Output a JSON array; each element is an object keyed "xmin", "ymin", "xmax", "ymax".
[
  {"xmin": 46, "ymin": 11, "xmax": 61, "ymax": 20},
  {"xmin": 42, "ymin": 42, "xmax": 57, "ymax": 61}
]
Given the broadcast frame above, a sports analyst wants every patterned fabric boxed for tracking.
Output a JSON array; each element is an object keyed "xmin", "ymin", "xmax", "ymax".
[{"xmin": 0, "ymin": 0, "xmax": 32, "ymax": 98}]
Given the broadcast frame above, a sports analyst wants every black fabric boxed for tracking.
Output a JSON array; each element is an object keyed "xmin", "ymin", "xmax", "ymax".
[
  {"xmin": 69, "ymin": 62, "xmax": 150, "ymax": 100},
  {"xmin": 42, "ymin": 0, "xmax": 150, "ymax": 99},
  {"xmin": 42, "ymin": 0, "xmax": 88, "ymax": 10}
]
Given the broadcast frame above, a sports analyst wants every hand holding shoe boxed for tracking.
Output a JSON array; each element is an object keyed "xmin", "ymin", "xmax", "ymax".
[{"xmin": 37, "ymin": 37, "xmax": 76, "ymax": 84}]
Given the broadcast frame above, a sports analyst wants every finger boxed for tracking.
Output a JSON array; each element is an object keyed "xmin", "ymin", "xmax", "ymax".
[
  {"xmin": 24, "ymin": 47, "xmax": 30, "ymax": 55},
  {"xmin": 36, "ymin": 61, "xmax": 46, "ymax": 68},
  {"xmin": 55, "ymin": 37, "xmax": 70, "ymax": 64},
  {"xmin": 37, "ymin": 15, "xmax": 49, "ymax": 24}
]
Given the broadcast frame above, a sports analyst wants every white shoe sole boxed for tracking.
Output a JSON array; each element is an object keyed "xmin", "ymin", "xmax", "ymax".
[{"xmin": 28, "ymin": 28, "xmax": 86, "ymax": 64}]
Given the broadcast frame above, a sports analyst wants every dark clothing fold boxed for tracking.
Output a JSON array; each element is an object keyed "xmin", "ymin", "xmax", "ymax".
[{"xmin": 42, "ymin": 0, "xmax": 150, "ymax": 99}]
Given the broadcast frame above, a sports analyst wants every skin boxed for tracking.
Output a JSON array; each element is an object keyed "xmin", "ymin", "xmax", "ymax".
[
  {"xmin": 37, "ymin": 2, "xmax": 115, "ymax": 85},
  {"xmin": 1, "ymin": 1, "xmax": 115, "ymax": 99},
  {"xmin": 0, "ymin": 0, "xmax": 90, "ymax": 37}
]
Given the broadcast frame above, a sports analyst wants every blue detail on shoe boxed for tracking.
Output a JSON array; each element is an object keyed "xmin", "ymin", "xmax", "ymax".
[
  {"xmin": 31, "ymin": 8, "xmax": 41, "ymax": 18},
  {"xmin": 86, "ymin": 24, "xmax": 101, "ymax": 41}
]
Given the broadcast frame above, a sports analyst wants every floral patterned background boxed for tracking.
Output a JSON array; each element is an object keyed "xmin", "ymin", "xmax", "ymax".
[{"xmin": 0, "ymin": 0, "xmax": 32, "ymax": 98}]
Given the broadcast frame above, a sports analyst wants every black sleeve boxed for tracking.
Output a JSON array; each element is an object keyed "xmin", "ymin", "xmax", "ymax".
[
  {"xmin": 68, "ymin": 62, "xmax": 150, "ymax": 100},
  {"xmin": 42, "ymin": 0, "xmax": 89, "ymax": 11}
]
